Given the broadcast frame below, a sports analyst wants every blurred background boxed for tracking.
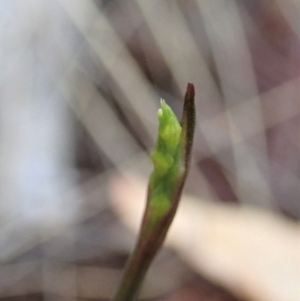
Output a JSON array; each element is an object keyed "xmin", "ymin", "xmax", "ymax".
[{"xmin": 0, "ymin": 0, "xmax": 299, "ymax": 300}]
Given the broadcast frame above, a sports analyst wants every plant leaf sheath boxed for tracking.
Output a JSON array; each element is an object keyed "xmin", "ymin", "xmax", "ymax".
[{"xmin": 113, "ymin": 83, "xmax": 196, "ymax": 301}]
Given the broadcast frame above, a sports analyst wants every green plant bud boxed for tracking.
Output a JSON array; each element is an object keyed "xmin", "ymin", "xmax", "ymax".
[
  {"xmin": 151, "ymin": 150, "xmax": 174, "ymax": 176},
  {"xmin": 149, "ymin": 99, "xmax": 182, "ymax": 217},
  {"xmin": 113, "ymin": 83, "xmax": 195, "ymax": 301},
  {"xmin": 157, "ymin": 99, "xmax": 181, "ymax": 155}
]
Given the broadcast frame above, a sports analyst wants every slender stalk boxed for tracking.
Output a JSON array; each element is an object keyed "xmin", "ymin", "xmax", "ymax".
[{"xmin": 113, "ymin": 83, "xmax": 195, "ymax": 301}]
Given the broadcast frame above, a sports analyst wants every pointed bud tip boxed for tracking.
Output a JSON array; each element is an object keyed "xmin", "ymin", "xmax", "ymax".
[{"xmin": 186, "ymin": 83, "xmax": 195, "ymax": 100}]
